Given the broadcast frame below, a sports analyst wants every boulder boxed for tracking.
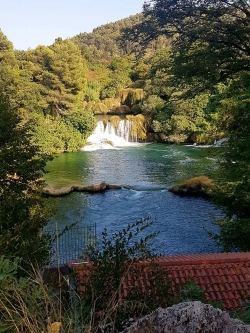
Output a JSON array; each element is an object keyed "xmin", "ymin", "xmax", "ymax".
[{"xmin": 120, "ymin": 301, "xmax": 250, "ymax": 333}]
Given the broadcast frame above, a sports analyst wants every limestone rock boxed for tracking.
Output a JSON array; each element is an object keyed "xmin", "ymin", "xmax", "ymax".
[
  {"xmin": 81, "ymin": 182, "xmax": 108, "ymax": 192},
  {"xmin": 43, "ymin": 182, "xmax": 131, "ymax": 196},
  {"xmin": 120, "ymin": 301, "xmax": 250, "ymax": 333},
  {"xmin": 43, "ymin": 186, "xmax": 73, "ymax": 196}
]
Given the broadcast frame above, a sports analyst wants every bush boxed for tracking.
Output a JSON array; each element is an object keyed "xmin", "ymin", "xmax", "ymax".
[{"xmin": 79, "ymin": 218, "xmax": 179, "ymax": 332}]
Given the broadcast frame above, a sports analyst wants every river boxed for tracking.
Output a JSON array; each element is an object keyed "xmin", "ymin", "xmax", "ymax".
[{"xmin": 45, "ymin": 142, "xmax": 223, "ymax": 261}]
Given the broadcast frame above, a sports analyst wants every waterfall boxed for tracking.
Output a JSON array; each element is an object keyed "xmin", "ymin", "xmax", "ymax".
[
  {"xmin": 117, "ymin": 120, "xmax": 131, "ymax": 142},
  {"xmin": 82, "ymin": 120, "xmax": 140, "ymax": 151}
]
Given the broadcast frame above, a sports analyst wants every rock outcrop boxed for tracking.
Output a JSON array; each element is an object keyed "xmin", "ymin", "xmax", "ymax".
[
  {"xmin": 169, "ymin": 176, "xmax": 213, "ymax": 199},
  {"xmin": 43, "ymin": 182, "xmax": 130, "ymax": 197},
  {"xmin": 120, "ymin": 301, "xmax": 250, "ymax": 333}
]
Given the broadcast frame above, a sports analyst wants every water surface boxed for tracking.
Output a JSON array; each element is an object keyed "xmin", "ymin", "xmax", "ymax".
[{"xmin": 45, "ymin": 144, "xmax": 223, "ymax": 257}]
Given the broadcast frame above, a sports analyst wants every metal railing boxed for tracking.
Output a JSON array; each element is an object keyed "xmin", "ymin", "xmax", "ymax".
[{"xmin": 44, "ymin": 223, "xmax": 96, "ymax": 265}]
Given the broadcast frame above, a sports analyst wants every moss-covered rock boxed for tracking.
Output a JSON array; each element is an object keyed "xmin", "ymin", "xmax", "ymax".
[
  {"xmin": 169, "ymin": 176, "xmax": 214, "ymax": 199},
  {"xmin": 117, "ymin": 88, "xmax": 144, "ymax": 107},
  {"xmin": 107, "ymin": 105, "xmax": 131, "ymax": 115}
]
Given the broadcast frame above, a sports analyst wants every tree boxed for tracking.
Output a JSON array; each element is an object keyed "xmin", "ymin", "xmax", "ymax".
[
  {"xmin": 26, "ymin": 39, "xmax": 87, "ymax": 116},
  {"xmin": 136, "ymin": 0, "xmax": 250, "ymax": 90},
  {"xmin": 128, "ymin": 0, "xmax": 250, "ymax": 249},
  {"xmin": 212, "ymin": 79, "xmax": 250, "ymax": 251},
  {"xmin": 100, "ymin": 56, "xmax": 133, "ymax": 99},
  {"xmin": 64, "ymin": 108, "xmax": 96, "ymax": 140},
  {"xmin": 0, "ymin": 95, "xmax": 51, "ymax": 269},
  {"xmin": 0, "ymin": 30, "xmax": 33, "ymax": 112},
  {"xmin": 140, "ymin": 48, "xmax": 216, "ymax": 143}
]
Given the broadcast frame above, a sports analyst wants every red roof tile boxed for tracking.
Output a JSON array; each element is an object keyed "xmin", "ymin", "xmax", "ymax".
[{"xmin": 68, "ymin": 252, "xmax": 250, "ymax": 312}]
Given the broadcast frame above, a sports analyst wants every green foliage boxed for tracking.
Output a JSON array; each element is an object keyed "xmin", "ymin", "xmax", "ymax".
[
  {"xmin": 137, "ymin": 0, "xmax": 250, "ymax": 89},
  {"xmin": 0, "ymin": 30, "xmax": 42, "ymax": 117},
  {"xmin": 137, "ymin": 47, "xmax": 217, "ymax": 143},
  {"xmin": 0, "ymin": 255, "xmax": 18, "ymax": 285},
  {"xmin": 181, "ymin": 281, "xmax": 206, "ymax": 303},
  {"xmin": 0, "ymin": 31, "xmax": 96, "ymax": 155},
  {"xmin": 100, "ymin": 56, "xmax": 134, "ymax": 99},
  {"xmin": 29, "ymin": 108, "xmax": 96, "ymax": 154},
  {"xmin": 211, "ymin": 81, "xmax": 250, "ymax": 251},
  {"xmin": 131, "ymin": 60, "xmax": 150, "ymax": 81},
  {"xmin": 26, "ymin": 39, "xmax": 87, "ymax": 116},
  {"xmin": 64, "ymin": 109, "xmax": 96, "ymax": 140},
  {"xmin": 180, "ymin": 280, "xmax": 223, "ymax": 309},
  {"xmin": 30, "ymin": 114, "xmax": 84, "ymax": 154},
  {"xmin": 90, "ymin": 101, "xmax": 109, "ymax": 114},
  {"xmin": 0, "ymin": 96, "xmax": 51, "ymax": 269},
  {"xmin": 213, "ymin": 217, "xmax": 250, "ymax": 252},
  {"xmin": 72, "ymin": 14, "xmax": 143, "ymax": 64},
  {"xmin": 122, "ymin": 0, "xmax": 250, "ymax": 250},
  {"xmin": 70, "ymin": 15, "xmax": 181, "ymax": 140},
  {"xmin": 84, "ymin": 81, "xmax": 101, "ymax": 102},
  {"xmin": 79, "ymin": 218, "xmax": 178, "ymax": 331},
  {"xmin": 230, "ymin": 296, "xmax": 250, "ymax": 325},
  {"xmin": 141, "ymin": 95, "xmax": 165, "ymax": 117}
]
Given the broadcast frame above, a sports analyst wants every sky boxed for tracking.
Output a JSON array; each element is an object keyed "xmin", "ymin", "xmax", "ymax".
[{"xmin": 1, "ymin": 0, "xmax": 145, "ymax": 50}]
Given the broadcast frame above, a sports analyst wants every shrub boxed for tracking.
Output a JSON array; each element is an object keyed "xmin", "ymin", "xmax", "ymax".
[{"xmin": 79, "ymin": 218, "xmax": 178, "ymax": 332}]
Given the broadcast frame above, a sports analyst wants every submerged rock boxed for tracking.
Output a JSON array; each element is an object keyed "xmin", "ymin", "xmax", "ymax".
[{"xmin": 120, "ymin": 301, "xmax": 250, "ymax": 333}]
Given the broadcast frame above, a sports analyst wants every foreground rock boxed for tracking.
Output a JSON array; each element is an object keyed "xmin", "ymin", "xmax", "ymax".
[
  {"xmin": 121, "ymin": 301, "xmax": 250, "ymax": 333},
  {"xmin": 43, "ymin": 182, "xmax": 130, "ymax": 197},
  {"xmin": 169, "ymin": 176, "xmax": 213, "ymax": 199}
]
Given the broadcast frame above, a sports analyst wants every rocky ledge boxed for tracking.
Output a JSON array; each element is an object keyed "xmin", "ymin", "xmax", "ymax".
[
  {"xmin": 121, "ymin": 301, "xmax": 250, "ymax": 333},
  {"xmin": 43, "ymin": 182, "xmax": 130, "ymax": 197}
]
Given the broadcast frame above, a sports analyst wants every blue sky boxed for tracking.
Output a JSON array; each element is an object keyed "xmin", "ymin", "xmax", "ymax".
[{"xmin": 1, "ymin": 0, "xmax": 144, "ymax": 50}]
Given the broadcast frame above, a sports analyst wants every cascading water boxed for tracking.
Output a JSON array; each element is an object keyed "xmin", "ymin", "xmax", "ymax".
[{"xmin": 82, "ymin": 119, "xmax": 141, "ymax": 151}]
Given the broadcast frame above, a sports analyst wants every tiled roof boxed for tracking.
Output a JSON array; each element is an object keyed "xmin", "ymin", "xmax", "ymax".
[
  {"xmin": 69, "ymin": 252, "xmax": 250, "ymax": 312},
  {"xmin": 156, "ymin": 253, "xmax": 250, "ymax": 311}
]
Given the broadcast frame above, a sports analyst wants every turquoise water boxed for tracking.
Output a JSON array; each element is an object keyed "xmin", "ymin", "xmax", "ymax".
[{"xmin": 45, "ymin": 143, "xmax": 223, "ymax": 256}]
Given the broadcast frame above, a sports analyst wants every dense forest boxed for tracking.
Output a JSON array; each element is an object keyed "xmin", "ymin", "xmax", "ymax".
[
  {"xmin": 0, "ymin": 10, "xmax": 232, "ymax": 156},
  {"xmin": 1, "ymin": 0, "xmax": 250, "ymax": 330}
]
